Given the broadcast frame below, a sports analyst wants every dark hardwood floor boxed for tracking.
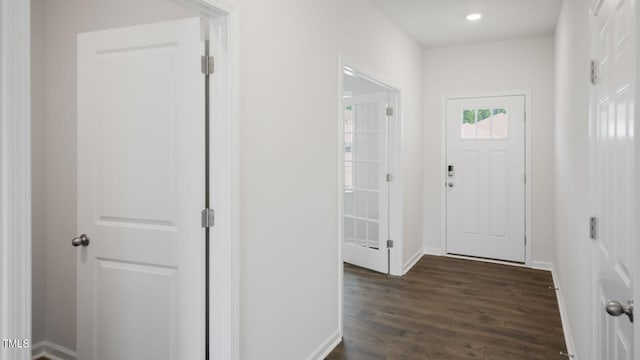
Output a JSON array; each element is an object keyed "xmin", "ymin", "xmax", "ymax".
[{"xmin": 327, "ymin": 255, "xmax": 567, "ymax": 360}]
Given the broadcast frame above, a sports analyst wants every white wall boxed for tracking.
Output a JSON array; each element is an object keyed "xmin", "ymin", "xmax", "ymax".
[
  {"xmin": 554, "ymin": 0, "xmax": 593, "ymax": 357},
  {"xmin": 234, "ymin": 0, "xmax": 423, "ymax": 357},
  {"xmin": 30, "ymin": 0, "xmax": 46, "ymax": 346},
  {"xmin": 34, "ymin": 0, "xmax": 423, "ymax": 357},
  {"xmin": 422, "ymin": 36, "xmax": 556, "ymax": 264},
  {"xmin": 33, "ymin": 0, "xmax": 195, "ymax": 351}
]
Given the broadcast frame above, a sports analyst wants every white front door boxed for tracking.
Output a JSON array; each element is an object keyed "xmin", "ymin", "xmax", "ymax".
[
  {"xmin": 343, "ymin": 93, "xmax": 389, "ymax": 274},
  {"xmin": 592, "ymin": 0, "xmax": 636, "ymax": 357},
  {"xmin": 445, "ymin": 96, "xmax": 526, "ymax": 262},
  {"xmin": 76, "ymin": 17, "xmax": 206, "ymax": 360}
]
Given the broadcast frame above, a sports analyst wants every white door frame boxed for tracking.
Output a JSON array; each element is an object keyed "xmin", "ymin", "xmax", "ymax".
[
  {"xmin": 588, "ymin": 4, "xmax": 600, "ymax": 356},
  {"xmin": 337, "ymin": 56, "xmax": 404, "ymax": 335},
  {"xmin": 191, "ymin": 2, "xmax": 240, "ymax": 358},
  {"xmin": 635, "ymin": 0, "xmax": 640, "ymax": 353},
  {"xmin": 1, "ymin": 0, "xmax": 240, "ymax": 359},
  {"xmin": 0, "ymin": 0, "xmax": 32, "ymax": 359},
  {"xmin": 440, "ymin": 90, "xmax": 532, "ymax": 267},
  {"xmin": 588, "ymin": 4, "xmax": 598, "ymax": 356}
]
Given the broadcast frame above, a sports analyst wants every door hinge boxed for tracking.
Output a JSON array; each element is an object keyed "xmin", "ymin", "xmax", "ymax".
[
  {"xmin": 524, "ymin": 236, "xmax": 527, "ymax": 245},
  {"xmin": 590, "ymin": 216, "xmax": 597, "ymax": 239},
  {"xmin": 201, "ymin": 55, "xmax": 214, "ymax": 75},
  {"xmin": 386, "ymin": 107, "xmax": 394, "ymax": 116},
  {"xmin": 590, "ymin": 60, "xmax": 598, "ymax": 85},
  {"xmin": 387, "ymin": 239, "xmax": 394, "ymax": 248},
  {"xmin": 386, "ymin": 173, "xmax": 393, "ymax": 182},
  {"xmin": 524, "ymin": 112, "xmax": 527, "ymax": 122},
  {"xmin": 524, "ymin": 173, "xmax": 527, "ymax": 184},
  {"xmin": 201, "ymin": 208, "xmax": 215, "ymax": 228}
]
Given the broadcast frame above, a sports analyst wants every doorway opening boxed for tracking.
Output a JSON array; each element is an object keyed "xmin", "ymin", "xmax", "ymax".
[
  {"xmin": 339, "ymin": 64, "xmax": 401, "ymax": 274},
  {"xmin": 29, "ymin": 0, "xmax": 239, "ymax": 359},
  {"xmin": 341, "ymin": 67, "xmax": 395, "ymax": 274},
  {"xmin": 337, "ymin": 60, "xmax": 402, "ymax": 335}
]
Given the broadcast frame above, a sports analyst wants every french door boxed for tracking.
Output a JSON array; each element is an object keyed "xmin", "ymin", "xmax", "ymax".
[{"xmin": 343, "ymin": 93, "xmax": 390, "ymax": 274}]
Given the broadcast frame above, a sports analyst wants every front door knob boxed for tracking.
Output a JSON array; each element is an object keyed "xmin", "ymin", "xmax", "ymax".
[
  {"xmin": 72, "ymin": 234, "xmax": 90, "ymax": 247},
  {"xmin": 605, "ymin": 300, "xmax": 633, "ymax": 323}
]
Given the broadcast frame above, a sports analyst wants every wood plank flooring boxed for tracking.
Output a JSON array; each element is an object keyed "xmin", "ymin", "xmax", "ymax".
[{"xmin": 326, "ymin": 255, "xmax": 567, "ymax": 360}]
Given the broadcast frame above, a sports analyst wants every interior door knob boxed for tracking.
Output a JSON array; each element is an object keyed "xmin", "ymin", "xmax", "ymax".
[
  {"xmin": 72, "ymin": 234, "xmax": 90, "ymax": 247},
  {"xmin": 605, "ymin": 300, "xmax": 633, "ymax": 323},
  {"xmin": 447, "ymin": 182, "xmax": 454, "ymax": 188}
]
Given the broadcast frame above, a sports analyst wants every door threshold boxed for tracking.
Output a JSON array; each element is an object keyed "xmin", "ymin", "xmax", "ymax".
[{"xmin": 444, "ymin": 253, "xmax": 526, "ymax": 268}]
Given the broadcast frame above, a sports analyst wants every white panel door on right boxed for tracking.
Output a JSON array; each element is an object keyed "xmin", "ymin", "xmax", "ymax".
[
  {"xmin": 592, "ymin": 0, "xmax": 635, "ymax": 357},
  {"xmin": 446, "ymin": 96, "xmax": 525, "ymax": 263}
]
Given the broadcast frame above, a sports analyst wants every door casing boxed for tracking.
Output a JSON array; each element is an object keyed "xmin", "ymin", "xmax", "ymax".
[
  {"xmin": 0, "ymin": 1, "xmax": 31, "ymax": 359},
  {"xmin": 440, "ymin": 90, "xmax": 532, "ymax": 267},
  {"xmin": 169, "ymin": 3, "xmax": 240, "ymax": 359},
  {"xmin": 635, "ymin": 0, "xmax": 640, "ymax": 354}
]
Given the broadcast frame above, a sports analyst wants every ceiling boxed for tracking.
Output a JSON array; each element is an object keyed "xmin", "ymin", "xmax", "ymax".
[{"xmin": 371, "ymin": 0, "xmax": 563, "ymax": 48}]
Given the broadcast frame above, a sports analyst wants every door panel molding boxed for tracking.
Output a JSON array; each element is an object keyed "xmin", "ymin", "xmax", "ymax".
[{"xmin": 440, "ymin": 90, "xmax": 532, "ymax": 266}]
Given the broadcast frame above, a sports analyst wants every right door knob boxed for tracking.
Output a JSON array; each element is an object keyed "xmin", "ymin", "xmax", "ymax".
[
  {"xmin": 605, "ymin": 300, "xmax": 634, "ymax": 323},
  {"xmin": 71, "ymin": 234, "xmax": 90, "ymax": 247}
]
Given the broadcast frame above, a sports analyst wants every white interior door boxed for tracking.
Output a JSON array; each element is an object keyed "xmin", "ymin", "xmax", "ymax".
[
  {"xmin": 343, "ymin": 93, "xmax": 389, "ymax": 274},
  {"xmin": 76, "ymin": 17, "xmax": 206, "ymax": 360},
  {"xmin": 446, "ymin": 96, "xmax": 525, "ymax": 263},
  {"xmin": 592, "ymin": 0, "xmax": 636, "ymax": 357}
]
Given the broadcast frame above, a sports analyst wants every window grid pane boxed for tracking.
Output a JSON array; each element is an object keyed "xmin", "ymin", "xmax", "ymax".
[
  {"xmin": 461, "ymin": 109, "xmax": 477, "ymax": 138},
  {"xmin": 491, "ymin": 108, "xmax": 508, "ymax": 138},
  {"xmin": 461, "ymin": 107, "xmax": 508, "ymax": 139}
]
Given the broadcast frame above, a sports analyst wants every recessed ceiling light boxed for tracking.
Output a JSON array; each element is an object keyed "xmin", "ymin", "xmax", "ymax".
[{"xmin": 466, "ymin": 13, "xmax": 482, "ymax": 21}]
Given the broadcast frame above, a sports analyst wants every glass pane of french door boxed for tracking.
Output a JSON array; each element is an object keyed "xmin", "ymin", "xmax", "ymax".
[{"xmin": 344, "ymin": 102, "xmax": 382, "ymax": 250}]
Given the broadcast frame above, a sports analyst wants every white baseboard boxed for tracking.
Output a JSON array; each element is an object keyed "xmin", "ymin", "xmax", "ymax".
[
  {"xmin": 544, "ymin": 264, "xmax": 578, "ymax": 359},
  {"xmin": 306, "ymin": 329, "xmax": 341, "ymax": 360},
  {"xmin": 423, "ymin": 246, "xmax": 443, "ymax": 256},
  {"xmin": 531, "ymin": 260, "xmax": 554, "ymax": 271},
  {"xmin": 403, "ymin": 248, "xmax": 424, "ymax": 275},
  {"xmin": 31, "ymin": 340, "xmax": 76, "ymax": 360}
]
